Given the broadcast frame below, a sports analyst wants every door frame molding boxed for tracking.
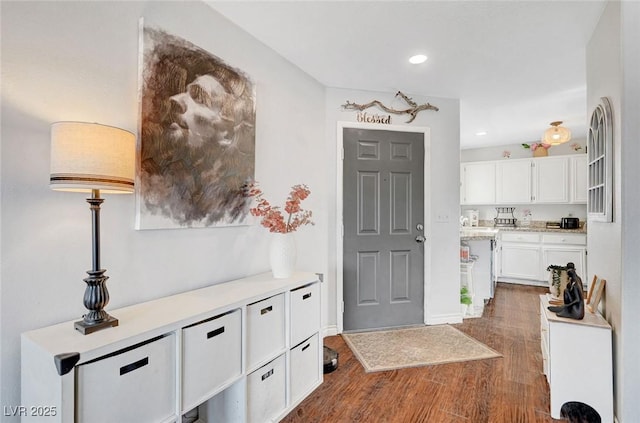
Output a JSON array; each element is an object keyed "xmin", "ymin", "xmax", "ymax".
[{"xmin": 336, "ymin": 121, "xmax": 431, "ymax": 333}]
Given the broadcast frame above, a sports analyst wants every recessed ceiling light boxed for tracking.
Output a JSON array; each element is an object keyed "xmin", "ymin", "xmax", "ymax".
[
  {"xmin": 476, "ymin": 131, "xmax": 488, "ymax": 136},
  {"xmin": 409, "ymin": 54, "xmax": 428, "ymax": 64}
]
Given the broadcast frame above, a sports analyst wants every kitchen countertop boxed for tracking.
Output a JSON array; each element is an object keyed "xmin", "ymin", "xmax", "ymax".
[
  {"xmin": 492, "ymin": 226, "xmax": 587, "ymax": 234},
  {"xmin": 460, "ymin": 227, "xmax": 500, "ymax": 241},
  {"xmin": 461, "ymin": 223, "xmax": 587, "ymax": 241}
]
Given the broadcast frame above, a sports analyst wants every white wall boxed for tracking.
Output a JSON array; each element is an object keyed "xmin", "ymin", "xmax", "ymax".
[
  {"xmin": 586, "ymin": 2, "xmax": 623, "ymax": 419},
  {"xmin": 461, "ymin": 137, "xmax": 587, "ymax": 162},
  {"xmin": 325, "ymin": 88, "xmax": 461, "ymax": 330},
  {"xmin": 587, "ymin": 1, "xmax": 640, "ymax": 420},
  {"xmin": 619, "ymin": 2, "xmax": 640, "ymax": 421},
  {"xmin": 1, "ymin": 1, "xmax": 327, "ymax": 411}
]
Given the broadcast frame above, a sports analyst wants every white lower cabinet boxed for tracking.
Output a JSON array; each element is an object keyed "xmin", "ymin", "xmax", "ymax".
[
  {"xmin": 500, "ymin": 231, "xmax": 587, "ymax": 283},
  {"xmin": 21, "ymin": 272, "xmax": 322, "ymax": 423},
  {"xmin": 500, "ymin": 232, "xmax": 542, "ymax": 280},
  {"xmin": 247, "ymin": 294, "xmax": 286, "ymax": 371},
  {"xmin": 76, "ymin": 334, "xmax": 176, "ymax": 423},
  {"xmin": 500, "ymin": 243, "xmax": 541, "ymax": 280},
  {"xmin": 182, "ymin": 309, "xmax": 242, "ymax": 411},
  {"xmin": 541, "ymin": 233, "xmax": 587, "ymax": 281},
  {"xmin": 290, "ymin": 283, "xmax": 320, "ymax": 347},
  {"xmin": 247, "ymin": 354, "xmax": 286, "ymax": 423},
  {"xmin": 290, "ymin": 333, "xmax": 320, "ymax": 405}
]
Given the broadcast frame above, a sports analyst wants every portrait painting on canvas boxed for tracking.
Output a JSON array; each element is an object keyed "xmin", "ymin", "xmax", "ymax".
[{"xmin": 137, "ymin": 23, "xmax": 256, "ymax": 229}]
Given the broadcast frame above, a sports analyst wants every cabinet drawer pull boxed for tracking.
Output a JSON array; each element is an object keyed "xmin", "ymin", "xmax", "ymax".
[
  {"xmin": 301, "ymin": 343, "xmax": 311, "ymax": 352},
  {"xmin": 120, "ymin": 357, "xmax": 148, "ymax": 376},
  {"xmin": 260, "ymin": 305, "xmax": 273, "ymax": 315},
  {"xmin": 261, "ymin": 368, "xmax": 274, "ymax": 381},
  {"xmin": 302, "ymin": 292, "xmax": 312, "ymax": 300},
  {"xmin": 207, "ymin": 326, "xmax": 225, "ymax": 339}
]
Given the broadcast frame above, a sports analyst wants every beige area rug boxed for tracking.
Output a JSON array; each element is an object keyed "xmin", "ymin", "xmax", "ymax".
[{"xmin": 342, "ymin": 325, "xmax": 502, "ymax": 373}]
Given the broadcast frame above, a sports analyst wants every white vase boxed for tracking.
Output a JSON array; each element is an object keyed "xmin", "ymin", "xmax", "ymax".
[{"xmin": 269, "ymin": 232, "xmax": 296, "ymax": 278}]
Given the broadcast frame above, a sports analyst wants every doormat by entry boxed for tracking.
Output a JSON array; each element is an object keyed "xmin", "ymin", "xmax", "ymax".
[{"xmin": 342, "ymin": 325, "xmax": 501, "ymax": 373}]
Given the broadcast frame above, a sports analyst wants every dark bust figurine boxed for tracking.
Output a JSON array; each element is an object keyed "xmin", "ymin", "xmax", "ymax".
[
  {"xmin": 548, "ymin": 262, "xmax": 585, "ymax": 320},
  {"xmin": 560, "ymin": 401, "xmax": 601, "ymax": 423}
]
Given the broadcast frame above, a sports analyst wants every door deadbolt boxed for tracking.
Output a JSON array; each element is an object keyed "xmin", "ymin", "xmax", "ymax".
[{"xmin": 416, "ymin": 223, "xmax": 424, "ymax": 231}]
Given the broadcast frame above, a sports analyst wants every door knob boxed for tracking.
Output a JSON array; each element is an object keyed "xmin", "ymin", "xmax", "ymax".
[{"xmin": 415, "ymin": 235, "xmax": 426, "ymax": 243}]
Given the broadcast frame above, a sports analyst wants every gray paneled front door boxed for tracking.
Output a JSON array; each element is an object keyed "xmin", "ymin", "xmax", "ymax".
[{"xmin": 343, "ymin": 128, "xmax": 425, "ymax": 331}]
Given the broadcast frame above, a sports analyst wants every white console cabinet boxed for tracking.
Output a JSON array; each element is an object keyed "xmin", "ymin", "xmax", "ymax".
[
  {"xmin": 21, "ymin": 272, "xmax": 322, "ymax": 423},
  {"xmin": 539, "ymin": 295, "xmax": 613, "ymax": 421}
]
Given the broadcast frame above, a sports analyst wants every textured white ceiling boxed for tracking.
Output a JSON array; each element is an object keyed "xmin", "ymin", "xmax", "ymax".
[{"xmin": 208, "ymin": 1, "xmax": 606, "ymax": 149}]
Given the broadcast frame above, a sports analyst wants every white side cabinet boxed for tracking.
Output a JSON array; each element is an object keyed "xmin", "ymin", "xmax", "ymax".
[
  {"xmin": 21, "ymin": 272, "xmax": 323, "ymax": 423},
  {"xmin": 539, "ymin": 295, "xmax": 613, "ymax": 421}
]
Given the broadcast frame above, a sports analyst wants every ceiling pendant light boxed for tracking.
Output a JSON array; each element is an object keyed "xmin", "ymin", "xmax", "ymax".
[{"xmin": 543, "ymin": 121, "xmax": 571, "ymax": 145}]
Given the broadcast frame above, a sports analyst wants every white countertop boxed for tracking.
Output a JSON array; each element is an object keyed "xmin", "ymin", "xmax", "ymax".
[
  {"xmin": 460, "ymin": 227, "xmax": 499, "ymax": 241},
  {"xmin": 460, "ymin": 225, "xmax": 587, "ymax": 241}
]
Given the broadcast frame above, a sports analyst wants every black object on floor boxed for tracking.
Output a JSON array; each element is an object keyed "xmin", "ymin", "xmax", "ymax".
[
  {"xmin": 323, "ymin": 346, "xmax": 338, "ymax": 373},
  {"xmin": 560, "ymin": 401, "xmax": 601, "ymax": 423}
]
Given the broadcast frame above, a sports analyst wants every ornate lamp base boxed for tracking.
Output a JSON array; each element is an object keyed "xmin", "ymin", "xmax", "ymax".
[
  {"xmin": 75, "ymin": 315, "xmax": 118, "ymax": 335},
  {"xmin": 74, "ymin": 268, "xmax": 118, "ymax": 335}
]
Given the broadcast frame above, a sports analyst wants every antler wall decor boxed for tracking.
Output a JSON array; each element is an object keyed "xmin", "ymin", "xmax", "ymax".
[{"xmin": 342, "ymin": 91, "xmax": 439, "ymax": 123}]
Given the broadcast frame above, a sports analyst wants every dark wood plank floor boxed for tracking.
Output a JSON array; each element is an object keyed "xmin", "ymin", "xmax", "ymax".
[{"xmin": 282, "ymin": 283, "xmax": 566, "ymax": 423}]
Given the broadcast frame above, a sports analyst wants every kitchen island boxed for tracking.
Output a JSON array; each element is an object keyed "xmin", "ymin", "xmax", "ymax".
[{"xmin": 460, "ymin": 227, "xmax": 499, "ymax": 316}]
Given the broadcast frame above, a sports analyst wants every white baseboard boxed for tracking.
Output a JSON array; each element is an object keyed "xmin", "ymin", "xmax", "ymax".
[
  {"xmin": 426, "ymin": 313, "xmax": 463, "ymax": 325},
  {"xmin": 498, "ymin": 277, "xmax": 547, "ymax": 287},
  {"xmin": 322, "ymin": 325, "xmax": 339, "ymax": 337}
]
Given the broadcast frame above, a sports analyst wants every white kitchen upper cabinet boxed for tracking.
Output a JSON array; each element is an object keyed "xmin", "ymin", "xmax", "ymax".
[
  {"xmin": 461, "ymin": 154, "xmax": 585, "ymax": 206},
  {"xmin": 461, "ymin": 161, "xmax": 496, "ymax": 205},
  {"xmin": 533, "ymin": 157, "xmax": 569, "ymax": 203},
  {"xmin": 496, "ymin": 159, "xmax": 532, "ymax": 204},
  {"xmin": 570, "ymin": 155, "xmax": 588, "ymax": 203}
]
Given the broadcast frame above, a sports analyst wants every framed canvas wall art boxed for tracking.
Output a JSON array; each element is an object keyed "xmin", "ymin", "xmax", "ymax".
[{"xmin": 136, "ymin": 21, "xmax": 256, "ymax": 229}]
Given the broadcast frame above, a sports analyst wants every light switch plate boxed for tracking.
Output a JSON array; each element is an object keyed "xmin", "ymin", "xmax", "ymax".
[{"xmin": 436, "ymin": 214, "xmax": 449, "ymax": 223}]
